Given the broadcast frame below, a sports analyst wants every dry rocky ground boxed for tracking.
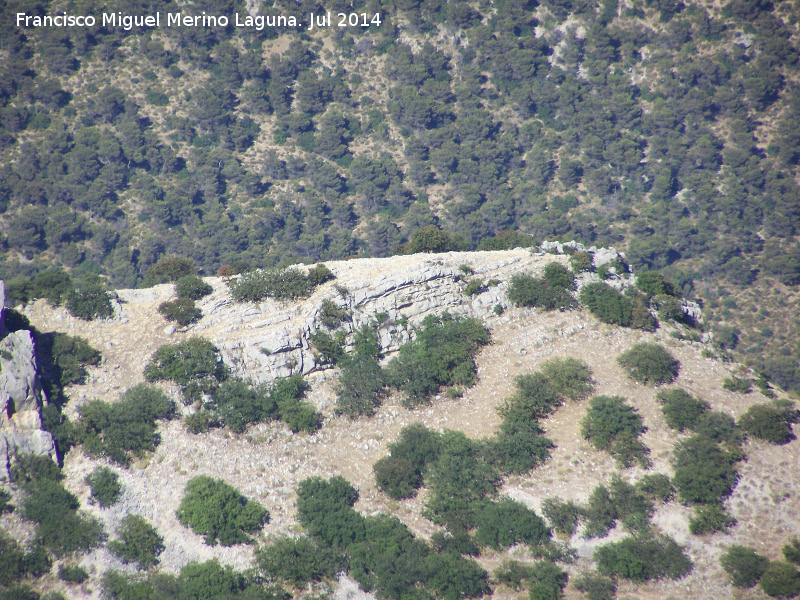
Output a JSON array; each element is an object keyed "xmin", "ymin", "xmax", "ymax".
[{"xmin": 3, "ymin": 249, "xmax": 798, "ymax": 600}]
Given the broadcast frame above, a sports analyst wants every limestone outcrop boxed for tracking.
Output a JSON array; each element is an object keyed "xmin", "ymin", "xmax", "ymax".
[{"xmin": 0, "ymin": 281, "xmax": 56, "ymax": 478}]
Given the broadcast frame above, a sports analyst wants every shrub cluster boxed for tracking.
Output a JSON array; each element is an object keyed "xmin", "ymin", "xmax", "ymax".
[
  {"xmin": 581, "ymin": 395, "xmax": 650, "ymax": 468},
  {"xmin": 108, "ymin": 515, "xmax": 165, "ymax": 570},
  {"xmin": 144, "ymin": 337, "xmax": 228, "ymax": 389},
  {"xmin": 296, "ymin": 475, "xmax": 491, "ymax": 600},
  {"xmin": 0, "ymin": 530, "xmax": 53, "ymax": 587},
  {"xmin": 158, "ymin": 274, "xmax": 213, "ymax": 326},
  {"xmin": 579, "ymin": 282, "xmax": 657, "ymax": 330},
  {"xmin": 177, "ymin": 476, "xmax": 268, "ymax": 546},
  {"xmin": 373, "ymin": 423, "xmax": 441, "ymax": 500},
  {"xmin": 617, "ymin": 343, "xmax": 679, "ymax": 385},
  {"xmin": 66, "ymin": 274, "xmax": 114, "ymax": 321},
  {"xmin": 476, "ymin": 230, "xmax": 537, "ymax": 250},
  {"xmin": 594, "ymin": 533, "xmax": 692, "ymax": 583},
  {"xmin": 78, "ymin": 384, "xmax": 176, "ymax": 466},
  {"xmin": 721, "ymin": 545, "xmax": 770, "ymax": 588},
  {"xmin": 738, "ymin": 400, "xmax": 798, "ymax": 444},
  {"xmin": 229, "ymin": 263, "xmax": 334, "ymax": 302},
  {"xmin": 85, "ymin": 466, "xmax": 122, "ymax": 508},
  {"xmin": 319, "ymin": 298, "xmax": 350, "ymax": 329},
  {"xmin": 656, "ymin": 388, "xmax": 711, "ymax": 431},
  {"xmin": 142, "ymin": 256, "xmax": 196, "ymax": 287},
  {"xmin": 11, "ymin": 455, "xmax": 104, "ymax": 557},
  {"xmin": 507, "ymin": 263, "xmax": 576, "ymax": 311},
  {"xmin": 256, "ymin": 536, "xmax": 346, "ymax": 588}
]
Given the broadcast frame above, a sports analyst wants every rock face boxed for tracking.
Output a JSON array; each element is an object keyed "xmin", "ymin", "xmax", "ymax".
[{"xmin": 0, "ymin": 282, "xmax": 56, "ymax": 478}]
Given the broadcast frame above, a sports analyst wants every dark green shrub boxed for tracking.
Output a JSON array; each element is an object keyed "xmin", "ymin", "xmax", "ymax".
[
  {"xmin": 493, "ymin": 560, "xmax": 534, "ymax": 590},
  {"xmin": 477, "ymin": 230, "xmax": 537, "ymax": 250},
  {"xmin": 617, "ymin": 343, "xmax": 679, "ymax": 385},
  {"xmin": 541, "ymin": 498, "xmax": 581, "ymax": 536},
  {"xmin": 229, "ymin": 264, "xmax": 334, "ymax": 302},
  {"xmin": 464, "ymin": 279, "xmax": 484, "ymax": 296},
  {"xmin": 79, "ymin": 384, "xmax": 176, "ymax": 466},
  {"xmin": 651, "ymin": 294, "xmax": 685, "ymax": 322},
  {"xmin": 175, "ymin": 275, "xmax": 213, "ymax": 300},
  {"xmin": 579, "ymin": 282, "xmax": 633, "ymax": 326},
  {"xmin": 271, "ymin": 375, "xmax": 320, "ymax": 433},
  {"xmin": 500, "ymin": 373, "xmax": 562, "ymax": 422},
  {"xmin": 739, "ymin": 401, "xmax": 797, "ymax": 444},
  {"xmin": 724, "ymin": 376, "xmax": 753, "ymax": 393},
  {"xmin": 39, "ymin": 332, "xmax": 102, "ymax": 388},
  {"xmin": 144, "ymin": 338, "xmax": 227, "ymax": 387},
  {"xmin": 184, "ymin": 409, "xmax": 217, "ymax": 433},
  {"xmin": 32, "ymin": 268, "xmax": 73, "ymax": 305},
  {"xmin": 335, "ymin": 354, "xmax": 385, "ymax": 418},
  {"xmin": 0, "ymin": 489, "xmax": 12, "ymax": 514},
  {"xmin": 474, "ymin": 498, "xmax": 550, "ymax": 550},
  {"xmin": 0, "ymin": 531, "xmax": 39, "ymax": 586},
  {"xmin": 635, "ymin": 271, "xmax": 678, "ymax": 297},
  {"xmin": 388, "ymin": 423, "xmax": 442, "ymax": 475},
  {"xmin": 374, "ymin": 456, "xmax": 420, "ymax": 499},
  {"xmin": 760, "ymin": 562, "xmax": 800, "ymax": 598},
  {"xmin": 543, "ymin": 262, "xmax": 576, "ymax": 289},
  {"xmin": 398, "ymin": 225, "xmax": 469, "ymax": 254},
  {"xmin": 539, "ymin": 356, "xmax": 594, "ymax": 401},
  {"xmin": 296, "ymin": 476, "xmax": 365, "ymax": 548},
  {"xmin": 310, "ymin": 330, "xmax": 345, "ymax": 365},
  {"xmin": 108, "ymin": 514, "xmax": 164, "ymax": 569},
  {"xmin": 12, "ymin": 455, "xmax": 104, "ymax": 557},
  {"xmin": 581, "ymin": 395, "xmax": 650, "ymax": 468},
  {"xmin": 489, "ymin": 419, "xmax": 554, "ymax": 475},
  {"xmin": 785, "ymin": 538, "xmax": 800, "ymax": 566},
  {"xmin": 569, "ymin": 252, "xmax": 593, "ymax": 273},
  {"xmin": 630, "ymin": 293, "xmax": 658, "ymax": 331},
  {"xmin": 66, "ymin": 275, "xmax": 114, "ymax": 321},
  {"xmin": 656, "ymin": 388, "xmax": 710, "ymax": 431},
  {"xmin": 212, "ymin": 377, "xmax": 276, "ymax": 434},
  {"xmin": 573, "ymin": 572, "xmax": 617, "ymax": 600},
  {"xmin": 694, "ymin": 410, "xmax": 742, "ymax": 444},
  {"xmin": 319, "ymin": 298, "xmax": 350, "ymax": 329},
  {"xmin": 177, "ymin": 475, "xmax": 268, "ymax": 546},
  {"xmin": 58, "ymin": 564, "xmax": 89, "ymax": 583},
  {"xmin": 384, "ymin": 314, "xmax": 490, "ymax": 407},
  {"xmin": 636, "ymin": 473, "xmax": 675, "ymax": 503},
  {"xmin": 689, "ymin": 504, "xmax": 737, "ymax": 534},
  {"xmin": 430, "ymin": 531, "xmax": 480, "ymax": 556},
  {"xmin": 257, "ymin": 536, "xmax": 346, "ymax": 587},
  {"xmin": 85, "ymin": 466, "xmax": 122, "ymax": 507},
  {"xmin": 672, "ymin": 435, "xmax": 740, "ymax": 505},
  {"xmin": 158, "ymin": 298, "xmax": 201, "ymax": 326},
  {"xmin": 527, "ymin": 561, "xmax": 568, "ymax": 600},
  {"xmin": 507, "ymin": 274, "xmax": 575, "ymax": 310},
  {"xmin": 143, "ymin": 256, "xmax": 196, "ymax": 286},
  {"xmin": 594, "ymin": 534, "xmax": 692, "ymax": 582},
  {"xmin": 721, "ymin": 545, "xmax": 770, "ymax": 588}
]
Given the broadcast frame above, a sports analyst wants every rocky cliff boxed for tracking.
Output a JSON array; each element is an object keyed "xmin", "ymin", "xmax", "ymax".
[{"xmin": 0, "ymin": 281, "xmax": 56, "ymax": 478}]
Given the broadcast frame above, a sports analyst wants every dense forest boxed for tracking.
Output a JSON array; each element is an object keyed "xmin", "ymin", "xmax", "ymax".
[{"xmin": 1, "ymin": 0, "xmax": 799, "ymax": 392}]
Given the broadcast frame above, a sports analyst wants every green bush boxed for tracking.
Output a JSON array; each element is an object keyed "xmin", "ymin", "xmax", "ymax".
[
  {"xmin": 12, "ymin": 455, "xmax": 104, "ymax": 557},
  {"xmin": 38, "ymin": 332, "xmax": 102, "ymax": 389},
  {"xmin": 85, "ymin": 466, "xmax": 122, "ymax": 507},
  {"xmin": 573, "ymin": 573, "xmax": 617, "ymax": 600},
  {"xmin": 617, "ymin": 343, "xmax": 679, "ymax": 385},
  {"xmin": 785, "ymin": 538, "xmax": 800, "ymax": 566},
  {"xmin": 477, "ymin": 230, "xmax": 537, "ymax": 250},
  {"xmin": 58, "ymin": 564, "xmax": 89, "ymax": 583},
  {"xmin": 739, "ymin": 401, "xmax": 797, "ymax": 444},
  {"xmin": 579, "ymin": 282, "xmax": 633, "ymax": 326},
  {"xmin": 296, "ymin": 476, "xmax": 365, "ymax": 548},
  {"xmin": 158, "ymin": 298, "xmax": 201, "ymax": 326},
  {"xmin": 688, "ymin": 504, "xmax": 737, "ymax": 535},
  {"xmin": 474, "ymin": 498, "xmax": 550, "ymax": 550},
  {"xmin": 319, "ymin": 298, "xmax": 350, "ymax": 329},
  {"xmin": 635, "ymin": 271, "xmax": 678, "ymax": 297},
  {"xmin": 108, "ymin": 514, "xmax": 165, "ymax": 569},
  {"xmin": 694, "ymin": 410, "xmax": 742, "ymax": 444},
  {"xmin": 464, "ymin": 279, "xmax": 484, "ymax": 296},
  {"xmin": 672, "ymin": 435, "xmax": 741, "ymax": 505},
  {"xmin": 229, "ymin": 264, "xmax": 334, "ymax": 302},
  {"xmin": 143, "ymin": 256, "xmax": 196, "ymax": 286},
  {"xmin": 652, "ymin": 293, "xmax": 685, "ymax": 322},
  {"xmin": 543, "ymin": 262, "xmax": 575, "ymax": 289},
  {"xmin": 384, "ymin": 314, "xmax": 490, "ymax": 407},
  {"xmin": 724, "ymin": 376, "xmax": 753, "ymax": 393},
  {"xmin": 32, "ymin": 268, "xmax": 74, "ymax": 306},
  {"xmin": 177, "ymin": 476, "xmax": 268, "ymax": 546},
  {"xmin": 184, "ymin": 409, "xmax": 217, "ymax": 434},
  {"xmin": 335, "ymin": 354, "xmax": 385, "ymax": 418},
  {"xmin": 397, "ymin": 225, "xmax": 469, "ymax": 254},
  {"xmin": 211, "ymin": 377, "xmax": 276, "ymax": 434},
  {"xmin": 373, "ymin": 456, "xmax": 420, "ymax": 499},
  {"xmin": 594, "ymin": 534, "xmax": 692, "ymax": 582},
  {"xmin": 539, "ymin": 356, "xmax": 594, "ymax": 401},
  {"xmin": 721, "ymin": 545, "xmax": 770, "ymax": 588},
  {"xmin": 175, "ymin": 274, "xmax": 213, "ymax": 300},
  {"xmin": 144, "ymin": 337, "xmax": 227, "ymax": 388},
  {"xmin": 66, "ymin": 275, "xmax": 114, "ymax": 321},
  {"xmin": 310, "ymin": 330, "xmax": 345, "ymax": 365},
  {"xmin": 0, "ymin": 530, "xmax": 54, "ymax": 586},
  {"xmin": 493, "ymin": 560, "xmax": 535, "ymax": 590},
  {"xmin": 78, "ymin": 384, "xmax": 176, "ymax": 466},
  {"xmin": 257, "ymin": 536, "xmax": 346, "ymax": 587},
  {"xmin": 527, "ymin": 561, "xmax": 569, "ymax": 600},
  {"xmin": 760, "ymin": 562, "xmax": 800, "ymax": 598},
  {"xmin": 569, "ymin": 252, "xmax": 593, "ymax": 273},
  {"xmin": 488, "ymin": 419, "xmax": 554, "ymax": 475},
  {"xmin": 636, "ymin": 473, "xmax": 675, "ymax": 503},
  {"xmin": 507, "ymin": 274, "xmax": 576, "ymax": 310},
  {"xmin": 656, "ymin": 388, "xmax": 710, "ymax": 431},
  {"xmin": 500, "ymin": 373, "xmax": 562, "ymax": 422},
  {"xmin": 581, "ymin": 395, "xmax": 650, "ymax": 468},
  {"xmin": 270, "ymin": 375, "xmax": 320, "ymax": 433},
  {"xmin": 541, "ymin": 498, "xmax": 581, "ymax": 536},
  {"xmin": 581, "ymin": 478, "xmax": 655, "ymax": 538}
]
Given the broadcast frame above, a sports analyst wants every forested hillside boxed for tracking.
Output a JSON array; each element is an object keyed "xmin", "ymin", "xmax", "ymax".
[{"xmin": 1, "ymin": 0, "xmax": 799, "ymax": 390}]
